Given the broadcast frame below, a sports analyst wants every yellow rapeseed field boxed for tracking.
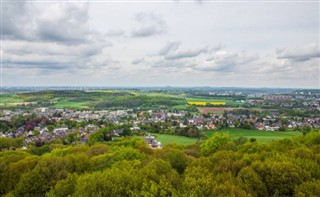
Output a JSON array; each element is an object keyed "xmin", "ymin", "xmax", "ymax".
[{"xmin": 187, "ymin": 101, "xmax": 226, "ymax": 106}]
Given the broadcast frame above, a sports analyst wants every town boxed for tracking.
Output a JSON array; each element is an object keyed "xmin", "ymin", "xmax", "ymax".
[{"xmin": 1, "ymin": 94, "xmax": 319, "ymax": 148}]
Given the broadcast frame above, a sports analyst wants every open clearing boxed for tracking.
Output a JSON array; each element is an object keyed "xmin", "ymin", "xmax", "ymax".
[
  {"xmin": 205, "ymin": 128, "xmax": 302, "ymax": 143},
  {"xmin": 53, "ymin": 101, "xmax": 89, "ymax": 109},
  {"xmin": 136, "ymin": 128, "xmax": 302, "ymax": 146},
  {"xmin": 153, "ymin": 134, "xmax": 199, "ymax": 146},
  {"xmin": 171, "ymin": 105, "xmax": 189, "ymax": 110},
  {"xmin": 135, "ymin": 134, "xmax": 198, "ymax": 146},
  {"xmin": 0, "ymin": 94, "xmax": 24, "ymax": 103}
]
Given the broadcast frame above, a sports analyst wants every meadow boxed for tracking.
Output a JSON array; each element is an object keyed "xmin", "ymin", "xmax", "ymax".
[
  {"xmin": 134, "ymin": 128, "xmax": 302, "ymax": 146},
  {"xmin": 151, "ymin": 133, "xmax": 199, "ymax": 146},
  {"xmin": 0, "ymin": 94, "xmax": 24, "ymax": 104},
  {"xmin": 205, "ymin": 128, "xmax": 302, "ymax": 143},
  {"xmin": 52, "ymin": 101, "xmax": 89, "ymax": 109},
  {"xmin": 134, "ymin": 133, "xmax": 198, "ymax": 146}
]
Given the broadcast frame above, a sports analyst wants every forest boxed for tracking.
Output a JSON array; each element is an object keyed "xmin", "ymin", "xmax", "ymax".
[{"xmin": 0, "ymin": 131, "xmax": 320, "ymax": 197}]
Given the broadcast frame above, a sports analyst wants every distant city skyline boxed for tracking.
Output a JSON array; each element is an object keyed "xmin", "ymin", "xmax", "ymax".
[{"xmin": 1, "ymin": 1, "xmax": 319, "ymax": 88}]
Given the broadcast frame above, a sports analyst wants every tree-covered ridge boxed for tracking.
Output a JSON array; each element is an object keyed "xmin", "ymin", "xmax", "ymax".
[
  {"xmin": 1, "ymin": 132, "xmax": 320, "ymax": 197},
  {"xmin": 2, "ymin": 90, "xmax": 186, "ymax": 110}
]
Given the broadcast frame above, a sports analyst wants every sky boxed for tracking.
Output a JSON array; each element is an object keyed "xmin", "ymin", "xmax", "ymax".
[{"xmin": 1, "ymin": 0, "xmax": 319, "ymax": 88}]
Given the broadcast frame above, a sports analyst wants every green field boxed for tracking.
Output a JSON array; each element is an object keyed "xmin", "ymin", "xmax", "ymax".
[
  {"xmin": 205, "ymin": 128, "xmax": 302, "ymax": 143},
  {"xmin": 53, "ymin": 101, "xmax": 89, "ymax": 109},
  {"xmin": 135, "ymin": 134, "xmax": 198, "ymax": 146},
  {"xmin": 153, "ymin": 134, "xmax": 199, "ymax": 146},
  {"xmin": 136, "ymin": 129, "xmax": 303, "ymax": 146},
  {"xmin": 0, "ymin": 94, "xmax": 24, "ymax": 103}
]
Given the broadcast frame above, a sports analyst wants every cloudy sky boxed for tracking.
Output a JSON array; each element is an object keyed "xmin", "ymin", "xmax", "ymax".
[{"xmin": 1, "ymin": 0, "xmax": 319, "ymax": 88}]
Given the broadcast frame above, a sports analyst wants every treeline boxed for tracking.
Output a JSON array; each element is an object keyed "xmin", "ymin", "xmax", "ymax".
[{"xmin": 1, "ymin": 132, "xmax": 320, "ymax": 196}]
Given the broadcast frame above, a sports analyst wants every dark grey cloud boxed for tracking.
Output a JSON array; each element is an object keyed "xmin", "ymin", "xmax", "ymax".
[
  {"xmin": 4, "ymin": 41, "xmax": 106, "ymax": 57},
  {"xmin": 277, "ymin": 43, "xmax": 320, "ymax": 62},
  {"xmin": 2, "ymin": 2, "xmax": 112, "ymax": 73},
  {"xmin": 2, "ymin": 2, "xmax": 33, "ymax": 40},
  {"xmin": 2, "ymin": 39, "xmax": 109, "ymax": 72},
  {"xmin": 131, "ymin": 12, "xmax": 167, "ymax": 37},
  {"xmin": 2, "ymin": 2, "xmax": 95, "ymax": 45},
  {"xmin": 36, "ymin": 3, "xmax": 92, "ymax": 44}
]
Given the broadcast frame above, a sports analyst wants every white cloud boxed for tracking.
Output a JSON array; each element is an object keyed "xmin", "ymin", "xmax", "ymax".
[
  {"xmin": 158, "ymin": 41, "xmax": 181, "ymax": 55},
  {"xmin": 131, "ymin": 58, "xmax": 144, "ymax": 65},
  {"xmin": 105, "ymin": 29, "xmax": 125, "ymax": 37},
  {"xmin": 131, "ymin": 12, "xmax": 167, "ymax": 37},
  {"xmin": 277, "ymin": 43, "xmax": 320, "ymax": 62}
]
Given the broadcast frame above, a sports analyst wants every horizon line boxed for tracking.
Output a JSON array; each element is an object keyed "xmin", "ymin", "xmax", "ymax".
[{"xmin": 1, "ymin": 85, "xmax": 319, "ymax": 90}]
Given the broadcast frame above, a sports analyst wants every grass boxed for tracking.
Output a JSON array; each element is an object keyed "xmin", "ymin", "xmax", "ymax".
[
  {"xmin": 170, "ymin": 105, "xmax": 189, "ymax": 110},
  {"xmin": 53, "ymin": 101, "xmax": 89, "ymax": 109},
  {"xmin": 204, "ymin": 128, "xmax": 302, "ymax": 143},
  {"xmin": 135, "ymin": 134, "xmax": 198, "ymax": 146},
  {"xmin": 0, "ymin": 94, "xmax": 24, "ymax": 103},
  {"xmin": 153, "ymin": 134, "xmax": 199, "ymax": 146},
  {"xmin": 135, "ymin": 128, "xmax": 301, "ymax": 146}
]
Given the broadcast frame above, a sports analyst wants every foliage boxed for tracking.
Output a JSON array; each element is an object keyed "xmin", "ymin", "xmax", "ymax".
[
  {"xmin": 0, "ymin": 138, "xmax": 24, "ymax": 150},
  {"xmin": 0, "ymin": 132, "xmax": 319, "ymax": 196},
  {"xmin": 200, "ymin": 132, "xmax": 232, "ymax": 156}
]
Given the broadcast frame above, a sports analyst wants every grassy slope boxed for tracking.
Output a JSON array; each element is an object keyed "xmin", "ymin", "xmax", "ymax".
[
  {"xmin": 0, "ymin": 94, "xmax": 24, "ymax": 103},
  {"xmin": 153, "ymin": 134, "xmax": 199, "ymax": 146},
  {"xmin": 53, "ymin": 101, "xmax": 89, "ymax": 109},
  {"xmin": 137, "ymin": 128, "xmax": 301, "ymax": 146},
  {"xmin": 135, "ymin": 134, "xmax": 198, "ymax": 146},
  {"xmin": 206, "ymin": 128, "xmax": 302, "ymax": 143}
]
